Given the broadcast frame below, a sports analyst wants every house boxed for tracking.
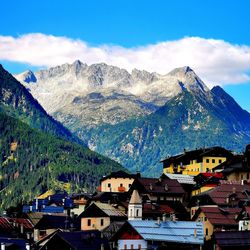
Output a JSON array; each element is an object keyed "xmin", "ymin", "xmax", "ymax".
[
  {"xmin": 164, "ymin": 173, "xmax": 195, "ymax": 205},
  {"xmin": 111, "ymin": 220, "xmax": 204, "ymax": 250},
  {"xmin": 35, "ymin": 230, "xmax": 110, "ymax": 250},
  {"xmin": 33, "ymin": 214, "xmax": 74, "ymax": 241},
  {"xmin": 100, "ymin": 171, "xmax": 138, "ymax": 192},
  {"xmin": 8, "ymin": 218, "xmax": 34, "ymax": 240},
  {"xmin": 22, "ymin": 190, "xmax": 73, "ymax": 214},
  {"xmin": 77, "ymin": 202, "xmax": 127, "ymax": 231},
  {"xmin": 129, "ymin": 175, "xmax": 185, "ymax": 203},
  {"xmin": 189, "ymin": 182, "xmax": 250, "ymax": 215},
  {"xmin": 128, "ymin": 177, "xmax": 189, "ymax": 220},
  {"xmin": 213, "ymin": 230, "xmax": 250, "ymax": 250},
  {"xmin": 70, "ymin": 193, "xmax": 91, "ymax": 216},
  {"xmin": 90, "ymin": 191, "xmax": 129, "ymax": 206},
  {"xmin": 192, "ymin": 173, "xmax": 224, "ymax": 196},
  {"xmin": 192, "ymin": 206, "xmax": 240, "ymax": 240},
  {"xmin": 214, "ymin": 154, "xmax": 250, "ymax": 182},
  {"xmin": 162, "ymin": 147, "xmax": 232, "ymax": 175}
]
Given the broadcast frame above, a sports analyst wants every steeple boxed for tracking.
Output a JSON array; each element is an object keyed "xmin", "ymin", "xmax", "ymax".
[{"xmin": 128, "ymin": 190, "xmax": 142, "ymax": 220}]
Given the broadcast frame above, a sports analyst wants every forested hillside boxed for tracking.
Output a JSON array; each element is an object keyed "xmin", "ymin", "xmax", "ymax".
[{"xmin": 0, "ymin": 112, "xmax": 124, "ymax": 210}]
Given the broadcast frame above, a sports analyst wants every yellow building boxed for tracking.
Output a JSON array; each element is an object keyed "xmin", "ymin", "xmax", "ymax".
[
  {"xmin": 100, "ymin": 170, "xmax": 137, "ymax": 192},
  {"xmin": 192, "ymin": 206, "xmax": 239, "ymax": 240},
  {"xmin": 162, "ymin": 147, "xmax": 232, "ymax": 176}
]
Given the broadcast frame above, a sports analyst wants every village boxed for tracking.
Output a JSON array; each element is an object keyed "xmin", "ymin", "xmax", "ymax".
[{"xmin": 1, "ymin": 145, "xmax": 250, "ymax": 250}]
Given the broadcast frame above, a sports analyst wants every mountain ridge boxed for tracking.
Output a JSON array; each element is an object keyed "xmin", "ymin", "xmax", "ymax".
[
  {"xmin": 13, "ymin": 61, "xmax": 250, "ymax": 175},
  {"xmin": 0, "ymin": 64, "xmax": 83, "ymax": 144}
]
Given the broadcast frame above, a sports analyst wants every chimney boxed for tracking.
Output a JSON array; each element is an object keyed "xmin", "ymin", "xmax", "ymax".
[
  {"xmin": 157, "ymin": 217, "xmax": 161, "ymax": 225},
  {"xmin": 194, "ymin": 229, "xmax": 197, "ymax": 238},
  {"xmin": 35, "ymin": 198, "xmax": 39, "ymax": 211},
  {"xmin": 1, "ymin": 243, "xmax": 5, "ymax": 250},
  {"xmin": 171, "ymin": 213, "xmax": 176, "ymax": 222},
  {"xmin": 162, "ymin": 213, "xmax": 167, "ymax": 222},
  {"xmin": 26, "ymin": 243, "xmax": 31, "ymax": 250}
]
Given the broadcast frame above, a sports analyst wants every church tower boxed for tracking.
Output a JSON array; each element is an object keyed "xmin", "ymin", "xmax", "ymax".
[{"xmin": 128, "ymin": 189, "xmax": 142, "ymax": 220}]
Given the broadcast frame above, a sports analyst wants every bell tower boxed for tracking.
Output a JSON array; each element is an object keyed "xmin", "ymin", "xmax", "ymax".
[{"xmin": 128, "ymin": 189, "xmax": 142, "ymax": 220}]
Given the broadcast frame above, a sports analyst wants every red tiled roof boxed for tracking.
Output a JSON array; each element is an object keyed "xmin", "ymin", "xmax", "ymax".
[
  {"xmin": 209, "ymin": 184, "xmax": 250, "ymax": 205},
  {"xmin": 201, "ymin": 173, "xmax": 223, "ymax": 178},
  {"xmin": 0, "ymin": 217, "xmax": 13, "ymax": 230},
  {"xmin": 137, "ymin": 178, "xmax": 185, "ymax": 195},
  {"xmin": 199, "ymin": 207, "xmax": 240, "ymax": 226},
  {"xmin": 8, "ymin": 218, "xmax": 34, "ymax": 229},
  {"xmin": 143, "ymin": 204, "xmax": 174, "ymax": 214}
]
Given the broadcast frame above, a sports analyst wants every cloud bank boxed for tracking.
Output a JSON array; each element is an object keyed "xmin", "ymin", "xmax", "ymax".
[{"xmin": 1, "ymin": 33, "xmax": 250, "ymax": 87}]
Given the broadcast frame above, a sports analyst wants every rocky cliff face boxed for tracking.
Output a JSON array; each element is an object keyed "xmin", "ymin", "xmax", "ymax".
[{"xmin": 14, "ymin": 61, "xmax": 210, "ymax": 129}]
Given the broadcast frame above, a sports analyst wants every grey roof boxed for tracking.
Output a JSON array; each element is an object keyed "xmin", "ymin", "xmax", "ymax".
[
  {"xmin": 95, "ymin": 203, "xmax": 126, "ymax": 217},
  {"xmin": 164, "ymin": 173, "xmax": 195, "ymax": 185},
  {"xmin": 128, "ymin": 220, "xmax": 203, "ymax": 245}
]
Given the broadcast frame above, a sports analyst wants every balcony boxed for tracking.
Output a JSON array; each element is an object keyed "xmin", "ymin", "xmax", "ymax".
[{"xmin": 118, "ymin": 186, "xmax": 126, "ymax": 192}]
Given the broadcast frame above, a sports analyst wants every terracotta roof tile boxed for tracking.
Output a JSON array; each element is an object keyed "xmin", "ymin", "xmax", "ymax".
[
  {"xmin": 0, "ymin": 217, "xmax": 13, "ymax": 230},
  {"xmin": 199, "ymin": 206, "xmax": 240, "ymax": 226},
  {"xmin": 137, "ymin": 178, "xmax": 184, "ymax": 194}
]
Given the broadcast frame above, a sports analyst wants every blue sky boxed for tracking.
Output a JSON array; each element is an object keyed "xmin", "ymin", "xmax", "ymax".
[{"xmin": 1, "ymin": 0, "xmax": 250, "ymax": 110}]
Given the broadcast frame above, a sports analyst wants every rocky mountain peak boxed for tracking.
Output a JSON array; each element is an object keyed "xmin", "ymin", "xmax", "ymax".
[
  {"xmin": 14, "ymin": 70, "xmax": 37, "ymax": 84},
  {"xmin": 131, "ymin": 68, "xmax": 157, "ymax": 84},
  {"xmin": 167, "ymin": 66, "xmax": 210, "ymax": 95},
  {"xmin": 168, "ymin": 66, "xmax": 194, "ymax": 76}
]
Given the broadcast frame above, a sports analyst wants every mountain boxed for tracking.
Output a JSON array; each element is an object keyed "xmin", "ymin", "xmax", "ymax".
[
  {"xmin": 14, "ymin": 61, "xmax": 250, "ymax": 175},
  {"xmin": 86, "ymin": 89, "xmax": 250, "ymax": 175},
  {"xmin": 0, "ymin": 64, "xmax": 80, "ymax": 144},
  {"xmin": 0, "ymin": 111, "xmax": 124, "ymax": 210},
  {"xmin": 14, "ymin": 61, "xmax": 204, "ymax": 130},
  {"xmin": 0, "ymin": 64, "xmax": 125, "ymax": 210}
]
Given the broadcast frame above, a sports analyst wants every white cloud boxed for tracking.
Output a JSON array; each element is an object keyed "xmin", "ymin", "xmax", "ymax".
[{"xmin": 1, "ymin": 33, "xmax": 250, "ymax": 87}]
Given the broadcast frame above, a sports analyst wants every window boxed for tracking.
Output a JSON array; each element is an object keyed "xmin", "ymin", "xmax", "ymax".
[
  {"xmin": 136, "ymin": 209, "xmax": 139, "ymax": 217},
  {"xmin": 87, "ymin": 219, "xmax": 91, "ymax": 226},
  {"xmin": 204, "ymin": 217, "xmax": 207, "ymax": 221},
  {"xmin": 128, "ymin": 184, "xmax": 132, "ymax": 188},
  {"xmin": 219, "ymin": 159, "xmax": 222, "ymax": 164},
  {"xmin": 131, "ymin": 244, "xmax": 134, "ymax": 250},
  {"xmin": 120, "ymin": 183, "xmax": 123, "ymax": 187},
  {"xmin": 247, "ymin": 173, "xmax": 250, "ymax": 179},
  {"xmin": 124, "ymin": 244, "xmax": 127, "ymax": 250},
  {"xmin": 107, "ymin": 183, "xmax": 111, "ymax": 188},
  {"xmin": 206, "ymin": 159, "xmax": 209, "ymax": 163},
  {"xmin": 100, "ymin": 218, "xmax": 104, "ymax": 226},
  {"xmin": 212, "ymin": 159, "xmax": 215, "ymax": 163},
  {"xmin": 206, "ymin": 228, "xmax": 208, "ymax": 236},
  {"xmin": 138, "ymin": 244, "xmax": 141, "ymax": 250}
]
